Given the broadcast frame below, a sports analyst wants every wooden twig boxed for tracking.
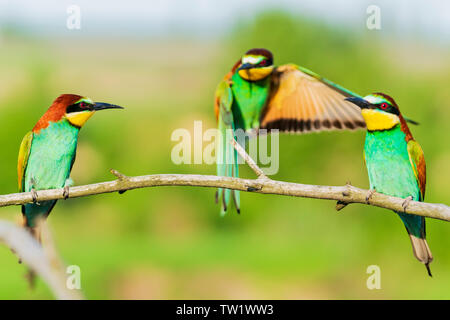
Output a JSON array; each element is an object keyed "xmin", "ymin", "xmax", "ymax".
[
  {"xmin": 0, "ymin": 173, "xmax": 448, "ymax": 221},
  {"xmin": 230, "ymin": 138, "xmax": 268, "ymax": 179},
  {"xmin": 0, "ymin": 220, "xmax": 84, "ymax": 300}
]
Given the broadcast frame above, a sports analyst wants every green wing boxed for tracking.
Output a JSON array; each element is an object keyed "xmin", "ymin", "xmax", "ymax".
[
  {"xmin": 407, "ymin": 139, "xmax": 426, "ymax": 201},
  {"xmin": 18, "ymin": 131, "xmax": 34, "ymax": 192},
  {"xmin": 215, "ymin": 79, "xmax": 240, "ymax": 215}
]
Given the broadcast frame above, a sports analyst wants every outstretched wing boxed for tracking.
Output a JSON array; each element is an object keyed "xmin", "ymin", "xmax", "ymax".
[
  {"xmin": 261, "ymin": 64, "xmax": 366, "ymax": 133},
  {"xmin": 407, "ymin": 139, "xmax": 426, "ymax": 201},
  {"xmin": 18, "ymin": 131, "xmax": 34, "ymax": 192}
]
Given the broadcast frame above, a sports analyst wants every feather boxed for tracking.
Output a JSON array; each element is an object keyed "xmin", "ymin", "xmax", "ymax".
[
  {"xmin": 17, "ymin": 131, "xmax": 34, "ymax": 192},
  {"xmin": 215, "ymin": 79, "xmax": 240, "ymax": 215},
  {"xmin": 261, "ymin": 64, "xmax": 366, "ymax": 133}
]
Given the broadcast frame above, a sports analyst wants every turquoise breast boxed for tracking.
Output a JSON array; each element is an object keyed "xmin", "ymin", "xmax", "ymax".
[
  {"xmin": 231, "ymin": 72, "xmax": 270, "ymax": 131},
  {"xmin": 24, "ymin": 119, "xmax": 79, "ymax": 191},
  {"xmin": 364, "ymin": 125, "xmax": 420, "ymax": 200},
  {"xmin": 364, "ymin": 125, "xmax": 423, "ymax": 236}
]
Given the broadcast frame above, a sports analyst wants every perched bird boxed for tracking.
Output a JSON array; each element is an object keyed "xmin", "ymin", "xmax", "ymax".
[
  {"xmin": 346, "ymin": 93, "xmax": 432, "ymax": 276},
  {"xmin": 18, "ymin": 94, "xmax": 123, "ymax": 242},
  {"xmin": 215, "ymin": 48, "xmax": 367, "ymax": 214}
]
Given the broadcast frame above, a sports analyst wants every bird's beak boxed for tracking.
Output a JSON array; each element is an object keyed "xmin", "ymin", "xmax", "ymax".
[
  {"xmin": 238, "ymin": 63, "xmax": 254, "ymax": 71},
  {"xmin": 345, "ymin": 97, "xmax": 373, "ymax": 109},
  {"xmin": 403, "ymin": 116, "xmax": 419, "ymax": 125},
  {"xmin": 92, "ymin": 102, "xmax": 124, "ymax": 111}
]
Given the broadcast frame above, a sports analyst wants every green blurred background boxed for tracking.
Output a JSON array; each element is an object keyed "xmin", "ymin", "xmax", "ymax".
[{"xmin": 0, "ymin": 1, "xmax": 449, "ymax": 299}]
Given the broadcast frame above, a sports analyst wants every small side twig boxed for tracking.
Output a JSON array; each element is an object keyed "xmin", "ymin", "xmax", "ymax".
[
  {"xmin": 230, "ymin": 139, "xmax": 268, "ymax": 180},
  {"xmin": 110, "ymin": 169, "xmax": 128, "ymax": 194},
  {"xmin": 110, "ymin": 169, "xmax": 127, "ymax": 180}
]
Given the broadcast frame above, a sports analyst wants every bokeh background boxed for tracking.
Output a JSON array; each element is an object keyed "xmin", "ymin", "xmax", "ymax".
[{"xmin": 0, "ymin": 0, "xmax": 449, "ymax": 299}]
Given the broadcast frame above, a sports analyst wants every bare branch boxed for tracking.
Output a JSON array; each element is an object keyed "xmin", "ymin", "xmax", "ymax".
[
  {"xmin": 0, "ymin": 173, "xmax": 448, "ymax": 221},
  {"xmin": 230, "ymin": 138, "xmax": 268, "ymax": 179},
  {"xmin": 0, "ymin": 220, "xmax": 84, "ymax": 300}
]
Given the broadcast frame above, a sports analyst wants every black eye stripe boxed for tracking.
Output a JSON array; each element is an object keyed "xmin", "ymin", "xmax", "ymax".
[
  {"xmin": 377, "ymin": 102, "xmax": 399, "ymax": 115},
  {"xmin": 67, "ymin": 102, "xmax": 92, "ymax": 113}
]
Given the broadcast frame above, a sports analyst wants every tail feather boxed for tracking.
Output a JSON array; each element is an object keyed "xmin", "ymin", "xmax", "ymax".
[
  {"xmin": 232, "ymin": 147, "xmax": 240, "ymax": 214},
  {"xmin": 216, "ymin": 122, "xmax": 240, "ymax": 215},
  {"xmin": 25, "ymin": 222, "xmax": 42, "ymax": 289},
  {"xmin": 21, "ymin": 201, "xmax": 55, "ymax": 288},
  {"xmin": 23, "ymin": 219, "xmax": 41, "ymax": 288},
  {"xmin": 408, "ymin": 234, "xmax": 433, "ymax": 277},
  {"xmin": 398, "ymin": 212, "xmax": 433, "ymax": 276}
]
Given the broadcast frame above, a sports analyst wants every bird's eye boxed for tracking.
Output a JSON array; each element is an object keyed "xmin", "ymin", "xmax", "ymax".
[
  {"xmin": 380, "ymin": 103, "xmax": 389, "ymax": 110},
  {"xmin": 80, "ymin": 102, "xmax": 87, "ymax": 108}
]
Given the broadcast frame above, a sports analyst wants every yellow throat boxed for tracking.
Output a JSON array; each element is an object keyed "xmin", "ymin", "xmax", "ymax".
[
  {"xmin": 238, "ymin": 66, "xmax": 274, "ymax": 81},
  {"xmin": 362, "ymin": 109, "xmax": 400, "ymax": 131},
  {"xmin": 66, "ymin": 111, "xmax": 95, "ymax": 128}
]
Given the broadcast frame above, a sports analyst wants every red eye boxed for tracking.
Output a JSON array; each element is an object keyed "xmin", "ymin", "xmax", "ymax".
[
  {"xmin": 380, "ymin": 103, "xmax": 389, "ymax": 110},
  {"xmin": 80, "ymin": 102, "xmax": 87, "ymax": 108}
]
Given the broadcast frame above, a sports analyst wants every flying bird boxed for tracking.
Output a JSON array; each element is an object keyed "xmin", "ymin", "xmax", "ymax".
[
  {"xmin": 346, "ymin": 93, "xmax": 432, "ymax": 276},
  {"xmin": 214, "ymin": 48, "xmax": 366, "ymax": 214}
]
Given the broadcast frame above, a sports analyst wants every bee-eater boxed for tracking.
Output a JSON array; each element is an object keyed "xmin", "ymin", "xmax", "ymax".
[
  {"xmin": 18, "ymin": 94, "xmax": 123, "ymax": 241},
  {"xmin": 215, "ymin": 48, "xmax": 367, "ymax": 214},
  {"xmin": 346, "ymin": 93, "xmax": 432, "ymax": 276}
]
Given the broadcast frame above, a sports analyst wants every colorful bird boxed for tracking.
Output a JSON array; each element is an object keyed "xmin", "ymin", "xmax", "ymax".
[
  {"xmin": 18, "ymin": 94, "xmax": 123, "ymax": 241},
  {"xmin": 215, "ymin": 48, "xmax": 367, "ymax": 214},
  {"xmin": 346, "ymin": 93, "xmax": 432, "ymax": 276}
]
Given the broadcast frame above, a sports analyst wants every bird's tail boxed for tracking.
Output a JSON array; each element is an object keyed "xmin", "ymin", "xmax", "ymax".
[
  {"xmin": 408, "ymin": 234, "xmax": 433, "ymax": 277},
  {"xmin": 20, "ymin": 201, "xmax": 56, "ymax": 288},
  {"xmin": 399, "ymin": 212, "xmax": 433, "ymax": 276},
  {"xmin": 23, "ymin": 222, "xmax": 42, "ymax": 288},
  {"xmin": 216, "ymin": 122, "xmax": 240, "ymax": 215}
]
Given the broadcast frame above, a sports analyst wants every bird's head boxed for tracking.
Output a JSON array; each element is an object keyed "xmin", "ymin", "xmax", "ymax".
[
  {"xmin": 33, "ymin": 94, "xmax": 124, "ymax": 133},
  {"xmin": 345, "ymin": 93, "xmax": 417, "ymax": 131},
  {"xmin": 237, "ymin": 48, "xmax": 274, "ymax": 81}
]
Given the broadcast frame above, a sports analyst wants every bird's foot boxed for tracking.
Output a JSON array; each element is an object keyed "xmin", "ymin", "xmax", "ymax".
[
  {"xmin": 402, "ymin": 196, "xmax": 413, "ymax": 212},
  {"xmin": 31, "ymin": 188, "xmax": 39, "ymax": 205},
  {"xmin": 365, "ymin": 189, "xmax": 376, "ymax": 203},
  {"xmin": 63, "ymin": 186, "xmax": 70, "ymax": 200}
]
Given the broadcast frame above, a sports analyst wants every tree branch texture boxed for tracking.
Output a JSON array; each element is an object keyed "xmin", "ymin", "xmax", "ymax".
[
  {"xmin": 0, "ymin": 170, "xmax": 448, "ymax": 222},
  {"xmin": 0, "ymin": 220, "xmax": 84, "ymax": 300}
]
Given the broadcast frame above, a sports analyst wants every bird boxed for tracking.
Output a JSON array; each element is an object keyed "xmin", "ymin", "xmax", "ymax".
[
  {"xmin": 214, "ymin": 48, "xmax": 368, "ymax": 214},
  {"xmin": 18, "ymin": 94, "xmax": 123, "ymax": 245},
  {"xmin": 345, "ymin": 93, "xmax": 432, "ymax": 276}
]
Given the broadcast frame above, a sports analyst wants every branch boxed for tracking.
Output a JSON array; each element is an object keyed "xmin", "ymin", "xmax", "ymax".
[
  {"xmin": 0, "ymin": 171, "xmax": 448, "ymax": 221},
  {"xmin": 230, "ymin": 138, "xmax": 268, "ymax": 179},
  {"xmin": 0, "ymin": 220, "xmax": 84, "ymax": 300}
]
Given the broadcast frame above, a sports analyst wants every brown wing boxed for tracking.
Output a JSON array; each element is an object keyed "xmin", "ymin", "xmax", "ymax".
[{"xmin": 261, "ymin": 64, "xmax": 365, "ymax": 133}]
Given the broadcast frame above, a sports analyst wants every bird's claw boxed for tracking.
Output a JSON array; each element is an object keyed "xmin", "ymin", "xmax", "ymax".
[
  {"xmin": 402, "ymin": 196, "xmax": 413, "ymax": 212},
  {"xmin": 365, "ymin": 189, "xmax": 376, "ymax": 203},
  {"xmin": 63, "ymin": 186, "xmax": 70, "ymax": 200}
]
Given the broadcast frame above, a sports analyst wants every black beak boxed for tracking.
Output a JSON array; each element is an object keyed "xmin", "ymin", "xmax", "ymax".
[
  {"xmin": 93, "ymin": 102, "xmax": 124, "ymax": 111},
  {"xmin": 238, "ymin": 63, "xmax": 254, "ymax": 71},
  {"xmin": 404, "ymin": 116, "xmax": 419, "ymax": 125},
  {"xmin": 345, "ymin": 96, "xmax": 373, "ymax": 109}
]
